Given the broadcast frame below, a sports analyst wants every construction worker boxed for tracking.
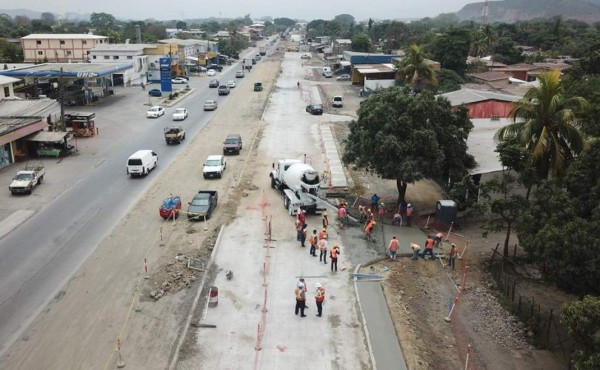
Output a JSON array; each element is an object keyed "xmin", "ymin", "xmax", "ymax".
[
  {"xmin": 448, "ymin": 243, "xmax": 457, "ymax": 270},
  {"xmin": 388, "ymin": 236, "xmax": 399, "ymax": 260},
  {"xmin": 300, "ymin": 224, "xmax": 307, "ymax": 247},
  {"xmin": 322, "ymin": 211, "xmax": 329, "ymax": 229},
  {"xmin": 410, "ymin": 243, "xmax": 421, "ymax": 260},
  {"xmin": 358, "ymin": 206, "xmax": 367, "ymax": 224},
  {"xmin": 309, "ymin": 229, "xmax": 318, "ymax": 256},
  {"xmin": 315, "ymin": 282, "xmax": 325, "ymax": 317},
  {"xmin": 365, "ymin": 221, "xmax": 376, "ymax": 242},
  {"xmin": 377, "ymin": 202, "xmax": 385, "ymax": 223},
  {"xmin": 433, "ymin": 232, "xmax": 445, "ymax": 248},
  {"xmin": 337, "ymin": 203, "xmax": 348, "ymax": 228},
  {"xmin": 421, "ymin": 235, "xmax": 435, "ymax": 260},
  {"xmin": 298, "ymin": 278, "xmax": 309, "ymax": 309},
  {"xmin": 367, "ymin": 209, "xmax": 374, "ymax": 224},
  {"xmin": 319, "ymin": 237, "xmax": 328, "ymax": 264},
  {"xmin": 392, "ymin": 211, "xmax": 403, "ymax": 226},
  {"xmin": 295, "ymin": 218, "xmax": 303, "ymax": 241},
  {"xmin": 330, "ymin": 244, "xmax": 341, "ymax": 271},
  {"xmin": 295, "ymin": 283, "xmax": 307, "ymax": 317},
  {"xmin": 406, "ymin": 203, "xmax": 414, "ymax": 227},
  {"xmin": 318, "ymin": 228, "xmax": 327, "ymax": 241},
  {"xmin": 370, "ymin": 193, "xmax": 380, "ymax": 213},
  {"xmin": 298, "ymin": 209, "xmax": 306, "ymax": 226}
]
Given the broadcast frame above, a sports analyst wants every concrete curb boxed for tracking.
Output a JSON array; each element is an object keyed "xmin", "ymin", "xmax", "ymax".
[
  {"xmin": 167, "ymin": 224, "xmax": 226, "ymax": 370},
  {"xmin": 353, "ymin": 263, "xmax": 378, "ymax": 370}
]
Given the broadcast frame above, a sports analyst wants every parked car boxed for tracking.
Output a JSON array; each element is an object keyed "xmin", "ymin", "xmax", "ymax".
[
  {"xmin": 207, "ymin": 64, "xmax": 223, "ymax": 72},
  {"xmin": 255, "ymin": 54, "xmax": 261, "ymax": 61},
  {"xmin": 172, "ymin": 107, "xmax": 188, "ymax": 121},
  {"xmin": 126, "ymin": 150, "xmax": 158, "ymax": 177},
  {"xmin": 206, "ymin": 69, "xmax": 217, "ymax": 76},
  {"xmin": 218, "ymin": 85, "xmax": 230, "ymax": 95},
  {"xmin": 209, "ymin": 79, "xmax": 219, "ymax": 88},
  {"xmin": 300, "ymin": 53, "xmax": 311, "ymax": 59},
  {"xmin": 235, "ymin": 71, "xmax": 245, "ymax": 78},
  {"xmin": 148, "ymin": 88, "xmax": 162, "ymax": 97},
  {"xmin": 203, "ymin": 154, "xmax": 226, "ymax": 179},
  {"xmin": 306, "ymin": 104, "xmax": 323, "ymax": 115},
  {"xmin": 337, "ymin": 74, "xmax": 351, "ymax": 81},
  {"xmin": 227, "ymin": 80, "xmax": 236, "ymax": 88},
  {"xmin": 9, "ymin": 162, "xmax": 45, "ymax": 195},
  {"xmin": 332, "ymin": 96, "xmax": 343, "ymax": 108},
  {"xmin": 223, "ymin": 134, "xmax": 242, "ymax": 155},
  {"xmin": 187, "ymin": 191, "xmax": 218, "ymax": 221},
  {"xmin": 172, "ymin": 77, "xmax": 188, "ymax": 84},
  {"xmin": 323, "ymin": 71, "xmax": 333, "ymax": 78},
  {"xmin": 147, "ymin": 106, "xmax": 165, "ymax": 118},
  {"xmin": 160, "ymin": 195, "xmax": 182, "ymax": 219},
  {"xmin": 203, "ymin": 100, "xmax": 218, "ymax": 111},
  {"xmin": 189, "ymin": 66, "xmax": 206, "ymax": 73}
]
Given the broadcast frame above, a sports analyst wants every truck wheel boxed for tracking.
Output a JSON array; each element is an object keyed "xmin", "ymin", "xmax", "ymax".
[
  {"xmin": 270, "ymin": 177, "xmax": 276, "ymax": 189},
  {"xmin": 38, "ymin": 176, "xmax": 43, "ymax": 184},
  {"xmin": 283, "ymin": 196, "xmax": 289, "ymax": 209}
]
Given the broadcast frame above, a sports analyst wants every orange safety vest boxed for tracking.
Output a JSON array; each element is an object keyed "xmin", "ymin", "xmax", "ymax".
[
  {"xmin": 319, "ymin": 239, "xmax": 327, "ymax": 251},
  {"xmin": 315, "ymin": 287, "xmax": 325, "ymax": 302},
  {"xmin": 390, "ymin": 239, "xmax": 399, "ymax": 251},
  {"xmin": 331, "ymin": 247, "xmax": 339, "ymax": 258},
  {"xmin": 310, "ymin": 234, "xmax": 318, "ymax": 246},
  {"xmin": 319, "ymin": 230, "xmax": 327, "ymax": 240},
  {"xmin": 295, "ymin": 288, "xmax": 306, "ymax": 301},
  {"xmin": 425, "ymin": 238, "xmax": 434, "ymax": 249},
  {"xmin": 406, "ymin": 207, "xmax": 413, "ymax": 216}
]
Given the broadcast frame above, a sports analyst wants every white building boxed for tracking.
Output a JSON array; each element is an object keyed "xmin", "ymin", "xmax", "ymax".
[
  {"xmin": 0, "ymin": 75, "xmax": 20, "ymax": 100},
  {"xmin": 21, "ymin": 34, "xmax": 108, "ymax": 63},
  {"xmin": 90, "ymin": 44, "xmax": 150, "ymax": 86}
]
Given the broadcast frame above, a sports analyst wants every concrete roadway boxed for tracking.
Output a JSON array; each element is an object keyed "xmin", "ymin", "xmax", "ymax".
[{"xmin": 0, "ymin": 47, "xmax": 261, "ymax": 356}]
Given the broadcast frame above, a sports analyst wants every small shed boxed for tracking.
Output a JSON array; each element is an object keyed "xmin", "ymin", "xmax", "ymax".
[{"xmin": 434, "ymin": 200, "xmax": 457, "ymax": 230}]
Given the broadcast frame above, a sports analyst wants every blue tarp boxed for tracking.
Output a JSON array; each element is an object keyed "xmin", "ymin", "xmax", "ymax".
[{"xmin": 161, "ymin": 196, "xmax": 181, "ymax": 211}]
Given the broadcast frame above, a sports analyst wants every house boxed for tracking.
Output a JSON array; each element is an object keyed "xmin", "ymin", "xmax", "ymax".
[
  {"xmin": 333, "ymin": 39, "xmax": 352, "ymax": 55},
  {"xmin": 90, "ymin": 44, "xmax": 153, "ymax": 86},
  {"xmin": 157, "ymin": 39, "xmax": 214, "ymax": 76},
  {"xmin": 352, "ymin": 63, "xmax": 398, "ymax": 89},
  {"xmin": 440, "ymin": 88, "xmax": 521, "ymax": 119},
  {"xmin": 214, "ymin": 31, "xmax": 230, "ymax": 39},
  {"xmin": 0, "ymin": 75, "xmax": 21, "ymax": 101},
  {"xmin": 21, "ymin": 34, "xmax": 108, "ymax": 63},
  {"xmin": 466, "ymin": 56, "xmax": 507, "ymax": 69}
]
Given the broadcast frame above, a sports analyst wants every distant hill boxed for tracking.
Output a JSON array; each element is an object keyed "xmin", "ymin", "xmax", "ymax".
[
  {"xmin": 457, "ymin": 0, "xmax": 600, "ymax": 23},
  {"xmin": 0, "ymin": 9, "xmax": 89, "ymax": 21}
]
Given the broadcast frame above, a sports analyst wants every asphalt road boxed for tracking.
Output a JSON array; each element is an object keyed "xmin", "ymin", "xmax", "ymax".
[{"xmin": 0, "ymin": 46, "xmax": 264, "ymax": 355}]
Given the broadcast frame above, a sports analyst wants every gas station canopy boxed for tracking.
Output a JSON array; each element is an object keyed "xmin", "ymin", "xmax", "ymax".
[{"xmin": 0, "ymin": 63, "xmax": 133, "ymax": 79}]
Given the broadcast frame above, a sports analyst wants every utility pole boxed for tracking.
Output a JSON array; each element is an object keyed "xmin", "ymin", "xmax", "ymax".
[
  {"xmin": 59, "ymin": 66, "xmax": 65, "ymax": 131},
  {"xmin": 481, "ymin": 0, "xmax": 489, "ymax": 28}
]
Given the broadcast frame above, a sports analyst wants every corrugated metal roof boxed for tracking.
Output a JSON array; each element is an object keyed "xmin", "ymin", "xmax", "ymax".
[
  {"xmin": 0, "ymin": 75, "xmax": 21, "ymax": 84},
  {"xmin": 439, "ymin": 88, "xmax": 521, "ymax": 106},
  {"xmin": 21, "ymin": 34, "xmax": 108, "ymax": 40},
  {"xmin": 0, "ymin": 63, "xmax": 133, "ymax": 78},
  {"xmin": 91, "ymin": 44, "xmax": 156, "ymax": 52},
  {"xmin": 0, "ymin": 99, "xmax": 60, "ymax": 119},
  {"xmin": 27, "ymin": 130, "xmax": 70, "ymax": 142}
]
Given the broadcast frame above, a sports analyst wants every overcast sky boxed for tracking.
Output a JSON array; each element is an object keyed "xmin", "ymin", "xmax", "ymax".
[{"xmin": 2, "ymin": 0, "xmax": 476, "ymax": 21}]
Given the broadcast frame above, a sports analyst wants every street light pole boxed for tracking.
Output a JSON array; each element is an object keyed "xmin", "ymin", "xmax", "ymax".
[{"xmin": 59, "ymin": 67, "xmax": 66, "ymax": 132}]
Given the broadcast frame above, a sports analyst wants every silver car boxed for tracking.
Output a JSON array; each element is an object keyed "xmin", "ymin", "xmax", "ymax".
[{"xmin": 203, "ymin": 100, "xmax": 218, "ymax": 111}]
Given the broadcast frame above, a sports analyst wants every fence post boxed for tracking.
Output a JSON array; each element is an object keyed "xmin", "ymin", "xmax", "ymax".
[
  {"xmin": 546, "ymin": 309, "xmax": 553, "ymax": 349},
  {"xmin": 490, "ymin": 243, "xmax": 500, "ymax": 263},
  {"xmin": 517, "ymin": 295, "xmax": 522, "ymax": 314},
  {"xmin": 513, "ymin": 243, "xmax": 518, "ymax": 258},
  {"xmin": 511, "ymin": 279, "xmax": 516, "ymax": 302}
]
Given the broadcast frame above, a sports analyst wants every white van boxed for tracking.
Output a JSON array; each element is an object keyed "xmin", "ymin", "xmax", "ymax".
[
  {"xmin": 127, "ymin": 150, "xmax": 158, "ymax": 177},
  {"xmin": 322, "ymin": 66, "xmax": 331, "ymax": 74}
]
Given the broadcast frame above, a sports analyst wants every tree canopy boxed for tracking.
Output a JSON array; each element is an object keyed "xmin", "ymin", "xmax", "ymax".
[
  {"xmin": 561, "ymin": 295, "xmax": 600, "ymax": 370},
  {"xmin": 342, "ymin": 88, "xmax": 474, "ymax": 203}
]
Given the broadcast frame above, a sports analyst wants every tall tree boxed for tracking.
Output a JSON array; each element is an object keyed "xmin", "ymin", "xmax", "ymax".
[
  {"xmin": 430, "ymin": 27, "xmax": 470, "ymax": 77},
  {"xmin": 342, "ymin": 88, "xmax": 474, "ymax": 203},
  {"xmin": 90, "ymin": 12, "xmax": 116, "ymax": 30},
  {"xmin": 497, "ymin": 70, "xmax": 588, "ymax": 179},
  {"xmin": 562, "ymin": 296, "xmax": 600, "ymax": 370},
  {"xmin": 396, "ymin": 44, "xmax": 437, "ymax": 91},
  {"xmin": 350, "ymin": 33, "xmax": 371, "ymax": 52}
]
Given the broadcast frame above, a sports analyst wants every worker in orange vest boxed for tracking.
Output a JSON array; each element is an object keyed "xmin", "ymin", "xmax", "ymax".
[
  {"xmin": 294, "ymin": 283, "xmax": 306, "ymax": 317},
  {"xmin": 406, "ymin": 203, "xmax": 414, "ymax": 227},
  {"xmin": 314, "ymin": 282, "xmax": 325, "ymax": 317},
  {"xmin": 318, "ymin": 228, "xmax": 327, "ymax": 241},
  {"xmin": 448, "ymin": 243, "xmax": 458, "ymax": 270},
  {"xmin": 309, "ymin": 229, "xmax": 318, "ymax": 257},
  {"xmin": 322, "ymin": 211, "xmax": 329, "ymax": 229},
  {"xmin": 433, "ymin": 232, "xmax": 445, "ymax": 248},
  {"xmin": 337, "ymin": 204, "xmax": 348, "ymax": 228},
  {"xmin": 388, "ymin": 236, "xmax": 399, "ymax": 260},
  {"xmin": 319, "ymin": 238, "xmax": 328, "ymax": 264},
  {"xmin": 421, "ymin": 235, "xmax": 435, "ymax": 260},
  {"xmin": 365, "ymin": 221, "xmax": 376, "ymax": 242},
  {"xmin": 330, "ymin": 244, "xmax": 341, "ymax": 271}
]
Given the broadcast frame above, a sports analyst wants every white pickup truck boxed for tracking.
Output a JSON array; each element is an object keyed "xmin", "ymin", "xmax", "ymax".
[{"xmin": 9, "ymin": 162, "xmax": 45, "ymax": 195}]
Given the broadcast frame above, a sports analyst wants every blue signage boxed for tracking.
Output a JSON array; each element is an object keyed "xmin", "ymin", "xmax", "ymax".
[{"xmin": 160, "ymin": 57, "xmax": 172, "ymax": 92}]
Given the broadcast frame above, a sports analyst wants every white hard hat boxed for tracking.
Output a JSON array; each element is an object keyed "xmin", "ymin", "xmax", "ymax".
[
  {"xmin": 298, "ymin": 282, "xmax": 304, "ymax": 288},
  {"xmin": 315, "ymin": 282, "xmax": 322, "ymax": 288}
]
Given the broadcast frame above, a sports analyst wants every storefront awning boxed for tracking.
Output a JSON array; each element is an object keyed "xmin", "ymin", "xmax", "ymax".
[{"xmin": 27, "ymin": 131, "xmax": 70, "ymax": 142}]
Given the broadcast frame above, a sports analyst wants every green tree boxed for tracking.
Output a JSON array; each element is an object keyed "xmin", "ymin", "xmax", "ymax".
[
  {"xmin": 497, "ymin": 70, "xmax": 588, "ymax": 179},
  {"xmin": 493, "ymin": 36, "xmax": 523, "ymax": 65},
  {"xmin": 396, "ymin": 44, "xmax": 437, "ymax": 91},
  {"xmin": 351, "ymin": 33, "xmax": 371, "ymax": 52},
  {"xmin": 40, "ymin": 12, "xmax": 55, "ymax": 23},
  {"xmin": 342, "ymin": 88, "xmax": 474, "ymax": 203},
  {"xmin": 430, "ymin": 27, "xmax": 470, "ymax": 77},
  {"xmin": 561, "ymin": 296, "xmax": 600, "ymax": 370},
  {"xmin": 435, "ymin": 68, "xmax": 464, "ymax": 94},
  {"xmin": 334, "ymin": 14, "xmax": 355, "ymax": 27},
  {"xmin": 176, "ymin": 21, "xmax": 187, "ymax": 30},
  {"xmin": 383, "ymin": 21, "xmax": 410, "ymax": 53},
  {"xmin": 90, "ymin": 12, "xmax": 116, "ymax": 29},
  {"xmin": 274, "ymin": 18, "xmax": 296, "ymax": 28},
  {"xmin": 0, "ymin": 38, "xmax": 23, "ymax": 62}
]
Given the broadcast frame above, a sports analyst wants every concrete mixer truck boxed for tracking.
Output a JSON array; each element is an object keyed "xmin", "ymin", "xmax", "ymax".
[{"xmin": 270, "ymin": 159, "xmax": 326, "ymax": 216}]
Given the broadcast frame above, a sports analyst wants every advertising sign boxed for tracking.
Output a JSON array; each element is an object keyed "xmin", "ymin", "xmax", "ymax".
[{"xmin": 160, "ymin": 57, "xmax": 172, "ymax": 92}]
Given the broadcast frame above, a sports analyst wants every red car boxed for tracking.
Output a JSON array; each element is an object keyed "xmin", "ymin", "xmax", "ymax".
[{"xmin": 160, "ymin": 196, "xmax": 182, "ymax": 219}]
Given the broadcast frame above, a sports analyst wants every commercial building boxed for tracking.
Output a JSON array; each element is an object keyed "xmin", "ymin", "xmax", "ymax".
[{"xmin": 21, "ymin": 34, "xmax": 109, "ymax": 63}]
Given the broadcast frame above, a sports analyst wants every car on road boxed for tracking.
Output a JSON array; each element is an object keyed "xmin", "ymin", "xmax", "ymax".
[
  {"xmin": 164, "ymin": 126, "xmax": 186, "ymax": 144},
  {"xmin": 332, "ymin": 96, "xmax": 343, "ymax": 108},
  {"xmin": 209, "ymin": 79, "xmax": 219, "ymax": 88},
  {"xmin": 207, "ymin": 64, "xmax": 223, "ymax": 72},
  {"xmin": 301, "ymin": 53, "xmax": 311, "ymax": 59},
  {"xmin": 306, "ymin": 104, "xmax": 323, "ymax": 115},
  {"xmin": 218, "ymin": 85, "xmax": 230, "ymax": 95},
  {"xmin": 206, "ymin": 69, "xmax": 217, "ymax": 76},
  {"xmin": 235, "ymin": 71, "xmax": 245, "ymax": 78},
  {"xmin": 189, "ymin": 66, "xmax": 206, "ymax": 73},
  {"xmin": 172, "ymin": 107, "xmax": 188, "ymax": 121},
  {"xmin": 227, "ymin": 80, "xmax": 236, "ymax": 88},
  {"xmin": 148, "ymin": 88, "xmax": 162, "ymax": 97},
  {"xmin": 171, "ymin": 77, "xmax": 188, "ymax": 84},
  {"xmin": 255, "ymin": 54, "xmax": 261, "ymax": 61},
  {"xmin": 147, "ymin": 106, "xmax": 165, "ymax": 118},
  {"xmin": 203, "ymin": 154, "xmax": 226, "ymax": 179},
  {"xmin": 126, "ymin": 150, "xmax": 158, "ymax": 177},
  {"xmin": 187, "ymin": 191, "xmax": 218, "ymax": 221},
  {"xmin": 337, "ymin": 74, "xmax": 351, "ymax": 81},
  {"xmin": 203, "ymin": 100, "xmax": 218, "ymax": 111},
  {"xmin": 223, "ymin": 134, "xmax": 242, "ymax": 155}
]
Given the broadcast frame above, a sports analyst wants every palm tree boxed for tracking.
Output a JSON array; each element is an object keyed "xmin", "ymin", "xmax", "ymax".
[
  {"xmin": 397, "ymin": 44, "xmax": 436, "ymax": 91},
  {"xmin": 496, "ymin": 69, "xmax": 588, "ymax": 179}
]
